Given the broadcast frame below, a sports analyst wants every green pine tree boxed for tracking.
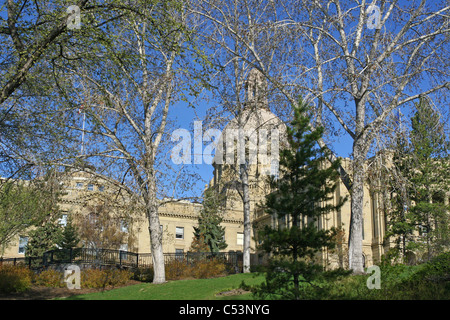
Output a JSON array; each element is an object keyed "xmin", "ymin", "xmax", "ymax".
[
  {"xmin": 56, "ymin": 215, "xmax": 80, "ymax": 250},
  {"xmin": 407, "ymin": 98, "xmax": 449, "ymax": 259},
  {"xmin": 386, "ymin": 98, "xmax": 449, "ymax": 262},
  {"xmin": 25, "ymin": 219, "xmax": 62, "ymax": 258},
  {"xmin": 192, "ymin": 188, "xmax": 227, "ymax": 253},
  {"xmin": 252, "ymin": 99, "xmax": 347, "ymax": 300}
]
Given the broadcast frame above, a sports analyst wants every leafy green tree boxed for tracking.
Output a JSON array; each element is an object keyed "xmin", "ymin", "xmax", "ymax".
[
  {"xmin": 192, "ymin": 188, "xmax": 227, "ymax": 253},
  {"xmin": 0, "ymin": 181, "xmax": 46, "ymax": 254},
  {"xmin": 252, "ymin": 100, "xmax": 347, "ymax": 299},
  {"xmin": 0, "ymin": 169, "xmax": 63, "ymax": 255}
]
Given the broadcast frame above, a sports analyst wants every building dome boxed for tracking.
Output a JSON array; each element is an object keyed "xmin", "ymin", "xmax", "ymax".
[{"xmin": 212, "ymin": 69, "xmax": 287, "ymax": 175}]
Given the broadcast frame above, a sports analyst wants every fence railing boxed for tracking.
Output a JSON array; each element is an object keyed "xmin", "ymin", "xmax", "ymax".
[
  {"xmin": 1, "ymin": 248, "xmax": 248, "ymax": 272},
  {"xmin": 0, "ymin": 256, "xmax": 43, "ymax": 269}
]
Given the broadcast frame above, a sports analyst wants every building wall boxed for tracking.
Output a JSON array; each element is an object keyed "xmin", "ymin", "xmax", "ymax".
[
  {"xmin": 1, "ymin": 172, "xmax": 247, "ymax": 258},
  {"xmin": 1, "ymin": 161, "xmax": 390, "ymax": 271}
]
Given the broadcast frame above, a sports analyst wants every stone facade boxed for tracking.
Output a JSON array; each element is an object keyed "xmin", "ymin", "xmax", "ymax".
[{"xmin": 1, "ymin": 69, "xmax": 392, "ymax": 270}]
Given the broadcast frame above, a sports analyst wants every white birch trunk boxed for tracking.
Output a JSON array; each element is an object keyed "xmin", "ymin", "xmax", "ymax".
[{"xmin": 240, "ymin": 162, "xmax": 251, "ymax": 273}]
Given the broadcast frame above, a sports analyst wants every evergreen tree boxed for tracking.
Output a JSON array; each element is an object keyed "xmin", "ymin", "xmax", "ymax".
[
  {"xmin": 56, "ymin": 215, "xmax": 80, "ymax": 250},
  {"xmin": 252, "ymin": 100, "xmax": 347, "ymax": 299},
  {"xmin": 192, "ymin": 188, "xmax": 227, "ymax": 253},
  {"xmin": 386, "ymin": 98, "xmax": 449, "ymax": 262},
  {"xmin": 385, "ymin": 115, "xmax": 416, "ymax": 260},
  {"xmin": 25, "ymin": 218, "xmax": 62, "ymax": 258},
  {"xmin": 407, "ymin": 98, "xmax": 449, "ymax": 259}
]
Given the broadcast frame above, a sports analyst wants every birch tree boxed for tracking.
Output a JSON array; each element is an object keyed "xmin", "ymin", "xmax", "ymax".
[
  {"xmin": 55, "ymin": 1, "xmax": 205, "ymax": 283},
  {"xmin": 191, "ymin": 0, "xmax": 288, "ymax": 273},
  {"xmin": 288, "ymin": 0, "xmax": 449, "ymax": 274},
  {"xmin": 197, "ymin": 0, "xmax": 449, "ymax": 274},
  {"xmin": 0, "ymin": 1, "xmax": 141, "ymax": 178}
]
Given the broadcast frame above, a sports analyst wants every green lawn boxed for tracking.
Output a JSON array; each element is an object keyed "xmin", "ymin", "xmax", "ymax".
[{"xmin": 60, "ymin": 273, "xmax": 265, "ymax": 300}]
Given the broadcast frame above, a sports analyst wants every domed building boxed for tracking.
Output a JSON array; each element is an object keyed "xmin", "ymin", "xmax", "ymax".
[
  {"xmin": 2, "ymin": 69, "xmax": 396, "ymax": 272},
  {"xmin": 210, "ymin": 68, "xmax": 288, "ymax": 221},
  {"xmin": 208, "ymin": 68, "xmax": 391, "ymax": 269}
]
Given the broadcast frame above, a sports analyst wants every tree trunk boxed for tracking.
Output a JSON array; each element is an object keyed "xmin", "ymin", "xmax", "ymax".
[
  {"xmin": 146, "ymin": 179, "xmax": 166, "ymax": 284},
  {"xmin": 240, "ymin": 162, "xmax": 251, "ymax": 273},
  {"xmin": 348, "ymin": 137, "xmax": 365, "ymax": 274}
]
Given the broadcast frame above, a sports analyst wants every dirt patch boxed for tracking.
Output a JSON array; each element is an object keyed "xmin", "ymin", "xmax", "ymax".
[
  {"xmin": 215, "ymin": 288, "xmax": 251, "ymax": 297},
  {"xmin": 0, "ymin": 280, "xmax": 141, "ymax": 300}
]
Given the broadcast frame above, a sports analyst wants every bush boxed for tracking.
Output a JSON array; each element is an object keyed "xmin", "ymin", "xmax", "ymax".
[
  {"xmin": 81, "ymin": 268, "xmax": 132, "ymax": 289},
  {"xmin": 319, "ymin": 253, "xmax": 450, "ymax": 300},
  {"xmin": 190, "ymin": 258, "xmax": 227, "ymax": 279},
  {"xmin": 164, "ymin": 257, "xmax": 227, "ymax": 280},
  {"xmin": 0, "ymin": 265, "xmax": 33, "ymax": 294},
  {"xmin": 133, "ymin": 267, "xmax": 154, "ymax": 283},
  {"xmin": 34, "ymin": 269, "xmax": 65, "ymax": 288},
  {"xmin": 414, "ymin": 251, "xmax": 450, "ymax": 282},
  {"xmin": 165, "ymin": 259, "xmax": 189, "ymax": 280}
]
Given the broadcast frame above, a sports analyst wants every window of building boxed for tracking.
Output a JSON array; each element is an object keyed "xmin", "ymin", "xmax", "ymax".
[
  {"xmin": 76, "ymin": 182, "xmax": 83, "ymax": 189},
  {"xmin": 18, "ymin": 236, "xmax": 28, "ymax": 254},
  {"xmin": 98, "ymin": 185, "xmax": 105, "ymax": 192},
  {"xmin": 362, "ymin": 217, "xmax": 365, "ymax": 240},
  {"xmin": 237, "ymin": 232, "xmax": 244, "ymax": 246},
  {"xmin": 87, "ymin": 184, "xmax": 94, "ymax": 191},
  {"xmin": 176, "ymin": 227, "xmax": 184, "ymax": 239}
]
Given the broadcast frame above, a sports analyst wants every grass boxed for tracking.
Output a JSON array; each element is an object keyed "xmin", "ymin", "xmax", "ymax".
[
  {"xmin": 59, "ymin": 273, "xmax": 265, "ymax": 300},
  {"xmin": 52, "ymin": 252, "xmax": 450, "ymax": 300}
]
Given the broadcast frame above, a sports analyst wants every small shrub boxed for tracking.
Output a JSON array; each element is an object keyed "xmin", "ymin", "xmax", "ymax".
[
  {"xmin": 108, "ymin": 269, "xmax": 133, "ymax": 286},
  {"xmin": 34, "ymin": 269, "xmax": 65, "ymax": 288},
  {"xmin": 165, "ymin": 259, "xmax": 190, "ymax": 280},
  {"xmin": 133, "ymin": 267, "xmax": 154, "ymax": 283},
  {"xmin": 0, "ymin": 265, "xmax": 33, "ymax": 294},
  {"xmin": 190, "ymin": 258, "xmax": 227, "ymax": 279},
  {"xmin": 81, "ymin": 268, "xmax": 132, "ymax": 289}
]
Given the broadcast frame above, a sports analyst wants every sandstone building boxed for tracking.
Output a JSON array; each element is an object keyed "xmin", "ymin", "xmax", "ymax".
[{"xmin": 2, "ymin": 70, "xmax": 398, "ymax": 270}]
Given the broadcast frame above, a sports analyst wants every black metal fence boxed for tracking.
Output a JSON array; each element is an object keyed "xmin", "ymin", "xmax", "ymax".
[
  {"xmin": 136, "ymin": 251, "xmax": 244, "ymax": 272},
  {"xmin": 42, "ymin": 248, "xmax": 139, "ymax": 268},
  {"xmin": 1, "ymin": 248, "xmax": 247, "ymax": 272},
  {"xmin": 0, "ymin": 256, "xmax": 43, "ymax": 269}
]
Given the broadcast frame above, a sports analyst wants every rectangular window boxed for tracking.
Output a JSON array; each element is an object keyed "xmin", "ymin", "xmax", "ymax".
[
  {"xmin": 76, "ymin": 182, "xmax": 83, "ymax": 189},
  {"xmin": 87, "ymin": 184, "xmax": 94, "ymax": 191},
  {"xmin": 362, "ymin": 217, "xmax": 365, "ymax": 240},
  {"xmin": 98, "ymin": 185, "xmax": 105, "ymax": 192},
  {"xmin": 176, "ymin": 227, "xmax": 184, "ymax": 239},
  {"xmin": 18, "ymin": 236, "xmax": 28, "ymax": 254},
  {"xmin": 372, "ymin": 194, "xmax": 378, "ymax": 239},
  {"xmin": 237, "ymin": 232, "xmax": 244, "ymax": 246}
]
